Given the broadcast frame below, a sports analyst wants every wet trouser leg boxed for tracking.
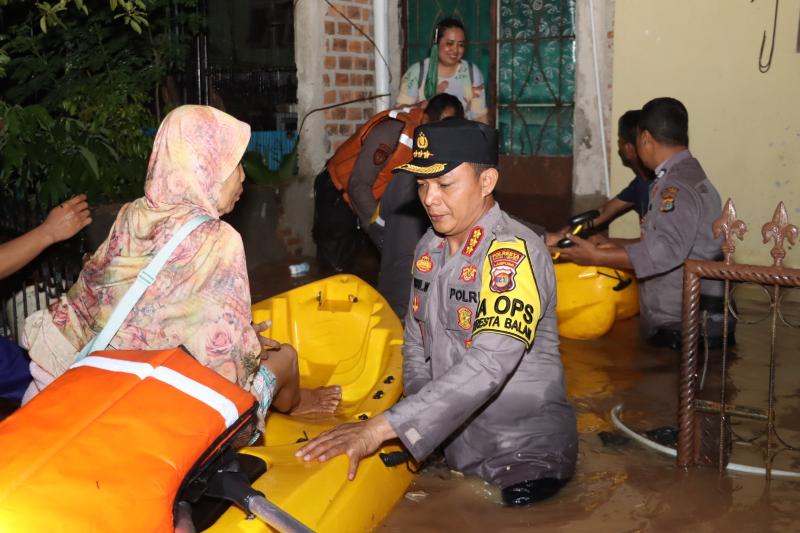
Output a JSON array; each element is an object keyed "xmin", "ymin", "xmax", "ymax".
[{"xmin": 312, "ymin": 169, "xmax": 359, "ymax": 274}]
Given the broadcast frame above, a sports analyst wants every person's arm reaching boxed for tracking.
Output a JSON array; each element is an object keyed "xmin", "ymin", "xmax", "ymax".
[
  {"xmin": 593, "ymin": 197, "xmax": 634, "ymax": 228},
  {"xmin": 546, "ymin": 197, "xmax": 634, "ymax": 247},
  {"xmin": 0, "ymin": 194, "xmax": 91, "ymax": 280},
  {"xmin": 558, "ymin": 233, "xmax": 634, "ymax": 270}
]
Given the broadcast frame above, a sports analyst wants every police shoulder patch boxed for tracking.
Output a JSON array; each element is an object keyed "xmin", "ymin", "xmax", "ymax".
[
  {"xmin": 660, "ymin": 186, "xmax": 679, "ymax": 213},
  {"xmin": 472, "ymin": 238, "xmax": 541, "ymax": 350}
]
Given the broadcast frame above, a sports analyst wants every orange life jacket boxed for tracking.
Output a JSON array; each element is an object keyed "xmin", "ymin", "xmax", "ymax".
[
  {"xmin": 0, "ymin": 347, "xmax": 257, "ymax": 533},
  {"xmin": 328, "ymin": 106, "xmax": 424, "ymax": 207}
]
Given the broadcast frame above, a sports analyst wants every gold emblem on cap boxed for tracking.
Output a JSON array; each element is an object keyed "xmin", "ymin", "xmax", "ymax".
[{"xmin": 416, "ymin": 132, "xmax": 429, "ymax": 150}]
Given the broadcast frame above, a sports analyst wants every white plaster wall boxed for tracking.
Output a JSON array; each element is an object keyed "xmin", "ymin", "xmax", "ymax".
[
  {"xmin": 293, "ymin": 1, "xmax": 402, "ymax": 255},
  {"xmin": 388, "ymin": 0, "xmax": 403, "ymax": 103},
  {"xmin": 296, "ymin": 1, "xmax": 327, "ymax": 179},
  {"xmin": 610, "ymin": 0, "xmax": 800, "ymax": 267},
  {"xmin": 293, "ymin": 0, "xmax": 327, "ymax": 253},
  {"xmin": 572, "ymin": 0, "xmax": 615, "ymax": 199}
]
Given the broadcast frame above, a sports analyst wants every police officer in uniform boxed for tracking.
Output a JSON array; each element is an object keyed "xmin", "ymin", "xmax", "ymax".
[
  {"xmin": 560, "ymin": 97, "xmax": 729, "ymax": 349},
  {"xmin": 299, "ymin": 118, "xmax": 578, "ymax": 506}
]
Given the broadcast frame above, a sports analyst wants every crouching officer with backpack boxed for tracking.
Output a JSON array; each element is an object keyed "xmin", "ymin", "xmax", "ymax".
[
  {"xmin": 301, "ymin": 118, "xmax": 577, "ymax": 506},
  {"xmin": 313, "ymin": 94, "xmax": 463, "ymax": 317}
]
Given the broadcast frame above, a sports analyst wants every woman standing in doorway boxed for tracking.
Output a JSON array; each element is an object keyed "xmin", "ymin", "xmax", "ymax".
[{"xmin": 396, "ymin": 18, "xmax": 489, "ymax": 124}]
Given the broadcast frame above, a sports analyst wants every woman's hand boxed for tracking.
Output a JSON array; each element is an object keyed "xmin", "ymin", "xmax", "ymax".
[{"xmin": 436, "ymin": 80, "xmax": 449, "ymax": 94}]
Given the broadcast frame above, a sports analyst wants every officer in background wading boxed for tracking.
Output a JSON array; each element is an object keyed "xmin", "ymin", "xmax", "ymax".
[
  {"xmin": 559, "ymin": 97, "xmax": 731, "ymax": 350},
  {"xmin": 298, "ymin": 118, "xmax": 578, "ymax": 507}
]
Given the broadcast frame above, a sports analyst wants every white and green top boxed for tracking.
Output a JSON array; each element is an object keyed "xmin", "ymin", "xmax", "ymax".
[{"xmin": 397, "ymin": 58, "xmax": 488, "ymax": 121}]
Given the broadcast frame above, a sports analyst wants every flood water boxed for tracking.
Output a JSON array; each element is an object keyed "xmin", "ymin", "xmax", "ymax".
[
  {"xmin": 379, "ymin": 287, "xmax": 800, "ymax": 533},
  {"xmin": 253, "ymin": 260, "xmax": 800, "ymax": 532}
]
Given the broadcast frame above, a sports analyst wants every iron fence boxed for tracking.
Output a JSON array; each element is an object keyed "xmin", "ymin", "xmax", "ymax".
[{"xmin": 678, "ymin": 199, "xmax": 800, "ymax": 478}]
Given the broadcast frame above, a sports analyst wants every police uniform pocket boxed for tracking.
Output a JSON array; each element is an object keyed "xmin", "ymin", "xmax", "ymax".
[{"xmin": 443, "ymin": 283, "xmax": 479, "ymax": 334}]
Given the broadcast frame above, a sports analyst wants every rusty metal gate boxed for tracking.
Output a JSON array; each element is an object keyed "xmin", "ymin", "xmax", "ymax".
[{"xmin": 678, "ymin": 198, "xmax": 800, "ymax": 478}]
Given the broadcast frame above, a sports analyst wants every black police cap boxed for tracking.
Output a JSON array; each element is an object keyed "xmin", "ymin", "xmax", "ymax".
[{"xmin": 393, "ymin": 117, "xmax": 498, "ymax": 178}]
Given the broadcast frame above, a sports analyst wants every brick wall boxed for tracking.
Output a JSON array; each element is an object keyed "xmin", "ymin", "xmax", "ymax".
[{"xmin": 322, "ymin": 0, "xmax": 377, "ymax": 155}]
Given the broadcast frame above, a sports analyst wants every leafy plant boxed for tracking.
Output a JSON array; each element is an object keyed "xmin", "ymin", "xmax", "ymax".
[
  {"xmin": 0, "ymin": 102, "xmax": 147, "ymax": 205},
  {"xmin": 0, "ymin": 0, "xmax": 201, "ymax": 206}
]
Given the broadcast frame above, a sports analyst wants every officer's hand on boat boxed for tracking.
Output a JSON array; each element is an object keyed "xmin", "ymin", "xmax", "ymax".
[
  {"xmin": 553, "ymin": 233, "xmax": 599, "ymax": 266},
  {"xmin": 296, "ymin": 415, "xmax": 396, "ymax": 480}
]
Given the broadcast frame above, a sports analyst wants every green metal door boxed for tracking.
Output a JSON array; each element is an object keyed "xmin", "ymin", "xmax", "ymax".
[
  {"xmin": 404, "ymin": 1, "xmax": 577, "ymax": 228},
  {"xmin": 496, "ymin": 0, "xmax": 575, "ymax": 156}
]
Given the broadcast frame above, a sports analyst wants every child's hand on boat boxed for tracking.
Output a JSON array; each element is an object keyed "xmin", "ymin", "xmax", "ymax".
[{"xmin": 295, "ymin": 415, "xmax": 397, "ymax": 480}]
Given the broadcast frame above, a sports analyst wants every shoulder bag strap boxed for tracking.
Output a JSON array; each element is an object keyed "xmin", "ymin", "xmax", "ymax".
[
  {"xmin": 417, "ymin": 59, "xmax": 427, "ymax": 92},
  {"xmin": 75, "ymin": 214, "xmax": 213, "ymax": 361}
]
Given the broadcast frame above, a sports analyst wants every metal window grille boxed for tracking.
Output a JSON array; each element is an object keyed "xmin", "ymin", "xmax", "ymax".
[{"xmin": 496, "ymin": 0, "xmax": 575, "ymax": 156}]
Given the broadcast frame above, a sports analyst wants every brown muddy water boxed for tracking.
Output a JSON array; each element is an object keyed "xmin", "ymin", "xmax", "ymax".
[{"xmin": 255, "ymin": 262, "xmax": 800, "ymax": 533}]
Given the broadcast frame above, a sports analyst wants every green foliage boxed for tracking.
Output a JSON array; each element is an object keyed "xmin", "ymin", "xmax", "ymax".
[
  {"xmin": 0, "ymin": 0, "xmax": 201, "ymax": 207},
  {"xmin": 0, "ymin": 102, "xmax": 147, "ymax": 205}
]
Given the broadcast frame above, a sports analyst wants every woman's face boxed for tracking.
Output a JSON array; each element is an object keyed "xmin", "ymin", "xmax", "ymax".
[
  {"xmin": 437, "ymin": 27, "xmax": 466, "ymax": 68},
  {"xmin": 218, "ymin": 164, "xmax": 245, "ymax": 215}
]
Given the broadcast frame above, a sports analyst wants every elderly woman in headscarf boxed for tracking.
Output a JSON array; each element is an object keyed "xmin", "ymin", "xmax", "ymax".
[{"xmin": 20, "ymin": 105, "xmax": 340, "ymax": 427}]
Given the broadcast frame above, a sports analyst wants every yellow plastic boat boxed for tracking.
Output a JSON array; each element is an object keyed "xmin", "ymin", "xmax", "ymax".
[
  {"xmin": 554, "ymin": 262, "xmax": 639, "ymax": 340},
  {"xmin": 207, "ymin": 275, "xmax": 415, "ymax": 533}
]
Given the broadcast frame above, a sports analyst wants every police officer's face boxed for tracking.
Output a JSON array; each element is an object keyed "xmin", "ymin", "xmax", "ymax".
[{"xmin": 417, "ymin": 164, "xmax": 496, "ymax": 241}]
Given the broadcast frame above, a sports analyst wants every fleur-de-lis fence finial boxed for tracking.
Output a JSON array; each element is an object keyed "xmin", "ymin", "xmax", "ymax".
[
  {"xmin": 761, "ymin": 202, "xmax": 798, "ymax": 268},
  {"xmin": 713, "ymin": 199, "xmax": 748, "ymax": 264}
]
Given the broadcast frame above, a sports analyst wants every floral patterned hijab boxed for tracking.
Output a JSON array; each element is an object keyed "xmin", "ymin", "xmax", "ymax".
[{"xmin": 37, "ymin": 106, "xmax": 263, "ymax": 398}]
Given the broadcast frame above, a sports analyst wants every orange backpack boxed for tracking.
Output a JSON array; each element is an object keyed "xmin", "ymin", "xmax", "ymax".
[
  {"xmin": 0, "ymin": 347, "xmax": 257, "ymax": 532},
  {"xmin": 328, "ymin": 106, "xmax": 425, "ymax": 207}
]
